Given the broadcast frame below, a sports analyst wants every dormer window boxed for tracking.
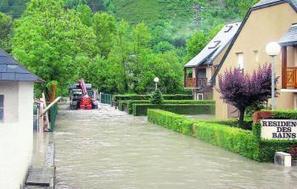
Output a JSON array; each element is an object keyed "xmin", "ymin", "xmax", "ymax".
[
  {"xmin": 224, "ymin": 25, "xmax": 233, "ymax": 33},
  {"xmin": 208, "ymin": 41, "xmax": 221, "ymax": 49}
]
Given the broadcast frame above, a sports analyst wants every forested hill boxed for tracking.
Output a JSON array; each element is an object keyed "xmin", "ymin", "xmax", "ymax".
[{"xmin": 1, "ymin": 0, "xmax": 257, "ymax": 33}]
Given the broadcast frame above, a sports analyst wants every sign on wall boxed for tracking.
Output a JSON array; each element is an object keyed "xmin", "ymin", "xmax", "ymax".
[{"xmin": 261, "ymin": 119, "xmax": 297, "ymax": 140}]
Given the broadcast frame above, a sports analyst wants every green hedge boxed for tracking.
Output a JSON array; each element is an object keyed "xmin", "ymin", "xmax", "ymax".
[
  {"xmin": 148, "ymin": 109, "xmax": 260, "ymax": 160},
  {"xmin": 125, "ymin": 100, "xmax": 215, "ymax": 114},
  {"xmin": 148, "ymin": 109, "xmax": 193, "ymax": 135},
  {"xmin": 148, "ymin": 109, "xmax": 297, "ymax": 162},
  {"xmin": 133, "ymin": 104, "xmax": 215, "ymax": 116},
  {"xmin": 192, "ymin": 121, "xmax": 260, "ymax": 160},
  {"xmin": 118, "ymin": 100, "xmax": 129, "ymax": 111},
  {"xmin": 252, "ymin": 110, "xmax": 297, "ymax": 162},
  {"xmin": 113, "ymin": 94, "xmax": 193, "ymax": 106}
]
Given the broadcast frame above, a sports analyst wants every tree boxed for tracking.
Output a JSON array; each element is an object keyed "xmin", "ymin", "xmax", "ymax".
[
  {"xmin": 13, "ymin": 0, "xmax": 97, "ymax": 95},
  {"xmin": 0, "ymin": 12, "xmax": 12, "ymax": 52},
  {"xmin": 132, "ymin": 22, "xmax": 151, "ymax": 54},
  {"xmin": 218, "ymin": 64, "xmax": 275, "ymax": 127},
  {"xmin": 150, "ymin": 89, "xmax": 163, "ymax": 104},
  {"xmin": 92, "ymin": 12, "xmax": 117, "ymax": 58},
  {"xmin": 76, "ymin": 4, "xmax": 93, "ymax": 26}
]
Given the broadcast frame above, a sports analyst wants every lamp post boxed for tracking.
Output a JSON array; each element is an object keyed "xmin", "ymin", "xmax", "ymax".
[
  {"xmin": 154, "ymin": 77, "xmax": 160, "ymax": 91},
  {"xmin": 265, "ymin": 42, "xmax": 281, "ymax": 110}
]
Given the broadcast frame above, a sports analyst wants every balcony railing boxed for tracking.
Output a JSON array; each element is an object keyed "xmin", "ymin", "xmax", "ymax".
[
  {"xmin": 286, "ymin": 67, "xmax": 297, "ymax": 88},
  {"xmin": 185, "ymin": 78, "xmax": 208, "ymax": 88}
]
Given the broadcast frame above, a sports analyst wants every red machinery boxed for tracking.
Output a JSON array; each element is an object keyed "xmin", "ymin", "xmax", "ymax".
[
  {"xmin": 79, "ymin": 79, "xmax": 93, "ymax": 110},
  {"xmin": 69, "ymin": 79, "xmax": 98, "ymax": 110}
]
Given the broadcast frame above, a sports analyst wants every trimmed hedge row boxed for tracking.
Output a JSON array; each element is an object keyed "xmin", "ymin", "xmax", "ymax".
[
  {"xmin": 113, "ymin": 94, "xmax": 193, "ymax": 106},
  {"xmin": 133, "ymin": 104, "xmax": 215, "ymax": 116},
  {"xmin": 193, "ymin": 122, "xmax": 259, "ymax": 160},
  {"xmin": 252, "ymin": 111, "xmax": 297, "ymax": 162},
  {"xmin": 148, "ymin": 109, "xmax": 260, "ymax": 160},
  {"xmin": 122, "ymin": 100, "xmax": 215, "ymax": 114},
  {"xmin": 148, "ymin": 109, "xmax": 297, "ymax": 162},
  {"xmin": 148, "ymin": 110, "xmax": 193, "ymax": 135}
]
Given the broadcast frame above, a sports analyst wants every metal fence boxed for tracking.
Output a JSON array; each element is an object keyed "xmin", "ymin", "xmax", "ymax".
[{"xmin": 100, "ymin": 93, "xmax": 112, "ymax": 105}]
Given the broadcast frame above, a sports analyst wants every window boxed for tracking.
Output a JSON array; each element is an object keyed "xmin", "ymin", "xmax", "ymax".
[
  {"xmin": 208, "ymin": 41, "xmax": 221, "ymax": 49},
  {"xmin": 0, "ymin": 95, "xmax": 3, "ymax": 122},
  {"xmin": 236, "ymin": 53, "xmax": 244, "ymax": 71},
  {"xmin": 224, "ymin": 25, "xmax": 233, "ymax": 33}
]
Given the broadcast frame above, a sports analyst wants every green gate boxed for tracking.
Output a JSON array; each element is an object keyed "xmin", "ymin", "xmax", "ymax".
[{"xmin": 101, "ymin": 93, "xmax": 112, "ymax": 105}]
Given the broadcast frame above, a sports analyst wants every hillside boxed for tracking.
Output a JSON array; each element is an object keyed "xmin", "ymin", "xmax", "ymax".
[{"xmin": 1, "ymin": 0, "xmax": 257, "ymax": 37}]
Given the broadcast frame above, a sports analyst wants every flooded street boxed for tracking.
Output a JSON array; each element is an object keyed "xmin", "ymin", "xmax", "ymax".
[{"xmin": 54, "ymin": 104, "xmax": 297, "ymax": 189}]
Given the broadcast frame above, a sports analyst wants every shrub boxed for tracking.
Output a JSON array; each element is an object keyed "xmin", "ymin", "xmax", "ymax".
[
  {"xmin": 192, "ymin": 121, "xmax": 260, "ymax": 160},
  {"xmin": 150, "ymin": 89, "xmax": 164, "ymax": 104},
  {"xmin": 148, "ymin": 109, "xmax": 194, "ymax": 135},
  {"xmin": 133, "ymin": 104, "xmax": 215, "ymax": 116},
  {"xmin": 147, "ymin": 109, "xmax": 260, "ymax": 160},
  {"xmin": 128, "ymin": 100, "xmax": 150, "ymax": 114},
  {"xmin": 113, "ymin": 94, "xmax": 193, "ymax": 107},
  {"xmin": 127, "ymin": 100, "xmax": 215, "ymax": 114},
  {"xmin": 118, "ymin": 100, "xmax": 129, "ymax": 111}
]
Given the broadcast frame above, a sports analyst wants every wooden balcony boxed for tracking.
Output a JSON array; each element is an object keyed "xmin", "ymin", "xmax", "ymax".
[
  {"xmin": 285, "ymin": 67, "xmax": 297, "ymax": 88},
  {"xmin": 185, "ymin": 78, "xmax": 208, "ymax": 88}
]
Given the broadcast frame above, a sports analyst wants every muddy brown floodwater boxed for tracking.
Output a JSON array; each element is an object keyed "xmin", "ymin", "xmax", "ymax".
[{"xmin": 54, "ymin": 104, "xmax": 297, "ymax": 189}]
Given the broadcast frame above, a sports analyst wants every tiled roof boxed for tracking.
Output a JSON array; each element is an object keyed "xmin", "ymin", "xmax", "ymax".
[
  {"xmin": 279, "ymin": 24, "xmax": 297, "ymax": 45},
  {"xmin": 254, "ymin": 0, "xmax": 297, "ymax": 10},
  {"xmin": 0, "ymin": 49, "xmax": 42, "ymax": 82},
  {"xmin": 184, "ymin": 22, "xmax": 241, "ymax": 68}
]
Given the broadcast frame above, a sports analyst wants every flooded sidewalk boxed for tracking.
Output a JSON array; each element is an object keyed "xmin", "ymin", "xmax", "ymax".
[{"xmin": 54, "ymin": 104, "xmax": 297, "ymax": 189}]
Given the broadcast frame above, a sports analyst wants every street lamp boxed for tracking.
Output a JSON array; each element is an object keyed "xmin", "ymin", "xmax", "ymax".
[
  {"xmin": 154, "ymin": 77, "xmax": 160, "ymax": 91},
  {"xmin": 265, "ymin": 42, "xmax": 281, "ymax": 110}
]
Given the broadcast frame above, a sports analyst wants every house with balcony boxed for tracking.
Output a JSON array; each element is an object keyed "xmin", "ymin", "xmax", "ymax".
[
  {"xmin": 0, "ymin": 49, "xmax": 42, "ymax": 188},
  {"xmin": 184, "ymin": 22, "xmax": 241, "ymax": 100},
  {"xmin": 212, "ymin": 0, "xmax": 297, "ymax": 120}
]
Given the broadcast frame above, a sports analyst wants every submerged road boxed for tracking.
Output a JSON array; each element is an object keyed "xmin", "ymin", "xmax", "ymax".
[{"xmin": 55, "ymin": 104, "xmax": 297, "ymax": 189}]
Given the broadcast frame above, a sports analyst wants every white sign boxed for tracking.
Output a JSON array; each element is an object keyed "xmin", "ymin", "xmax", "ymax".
[{"xmin": 261, "ymin": 119, "xmax": 297, "ymax": 140}]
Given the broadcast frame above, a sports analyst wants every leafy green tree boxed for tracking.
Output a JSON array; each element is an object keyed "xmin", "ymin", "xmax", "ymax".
[
  {"xmin": 76, "ymin": 4, "xmax": 93, "ymax": 26},
  {"xmin": 132, "ymin": 22, "xmax": 151, "ymax": 54},
  {"xmin": 92, "ymin": 12, "xmax": 117, "ymax": 57},
  {"xmin": 0, "ymin": 12, "xmax": 12, "ymax": 52},
  {"xmin": 150, "ymin": 89, "xmax": 163, "ymax": 104},
  {"xmin": 153, "ymin": 41, "xmax": 175, "ymax": 53},
  {"xmin": 13, "ymin": 0, "xmax": 97, "ymax": 95}
]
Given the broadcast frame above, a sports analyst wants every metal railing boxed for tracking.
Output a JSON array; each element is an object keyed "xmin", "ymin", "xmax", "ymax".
[
  {"xmin": 286, "ymin": 67, "xmax": 297, "ymax": 88},
  {"xmin": 100, "ymin": 93, "xmax": 112, "ymax": 105}
]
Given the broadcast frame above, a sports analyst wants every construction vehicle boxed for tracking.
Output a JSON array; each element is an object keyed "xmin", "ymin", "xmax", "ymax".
[{"xmin": 69, "ymin": 79, "xmax": 98, "ymax": 110}]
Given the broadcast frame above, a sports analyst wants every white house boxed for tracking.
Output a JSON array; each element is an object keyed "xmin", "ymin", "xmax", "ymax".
[{"xmin": 0, "ymin": 49, "xmax": 42, "ymax": 188}]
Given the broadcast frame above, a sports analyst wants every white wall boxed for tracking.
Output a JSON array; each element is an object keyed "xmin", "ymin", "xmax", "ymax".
[
  {"xmin": 0, "ymin": 81, "xmax": 19, "ymax": 123},
  {"xmin": 0, "ymin": 81, "xmax": 34, "ymax": 188}
]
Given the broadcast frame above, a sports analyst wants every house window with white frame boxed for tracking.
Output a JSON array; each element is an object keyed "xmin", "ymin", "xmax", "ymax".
[
  {"xmin": 0, "ymin": 95, "xmax": 3, "ymax": 122},
  {"xmin": 236, "ymin": 52, "xmax": 244, "ymax": 71}
]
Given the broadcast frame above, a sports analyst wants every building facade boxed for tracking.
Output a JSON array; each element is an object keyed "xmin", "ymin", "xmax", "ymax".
[
  {"xmin": 0, "ymin": 49, "xmax": 41, "ymax": 188},
  {"xmin": 184, "ymin": 23, "xmax": 240, "ymax": 100},
  {"xmin": 213, "ymin": 0, "xmax": 297, "ymax": 120}
]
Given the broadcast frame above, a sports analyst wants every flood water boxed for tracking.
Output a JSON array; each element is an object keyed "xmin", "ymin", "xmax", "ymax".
[{"xmin": 55, "ymin": 104, "xmax": 297, "ymax": 189}]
